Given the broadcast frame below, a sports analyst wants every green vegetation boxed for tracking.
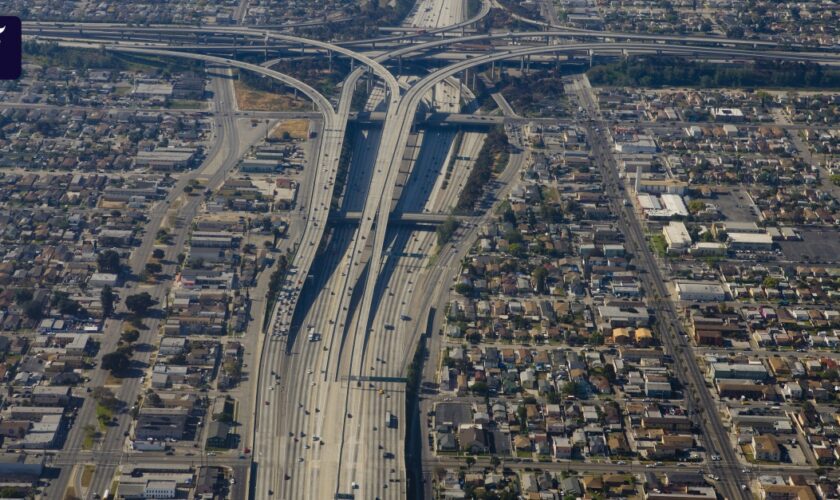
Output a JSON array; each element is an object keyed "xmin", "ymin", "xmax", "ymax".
[
  {"xmin": 442, "ymin": 131, "xmax": 464, "ymax": 189},
  {"xmin": 120, "ymin": 329, "xmax": 140, "ymax": 344},
  {"xmin": 456, "ymin": 127, "xmax": 510, "ymax": 212},
  {"xmin": 588, "ymin": 57, "xmax": 840, "ymax": 89},
  {"xmin": 649, "ymin": 233, "xmax": 668, "ymax": 258},
  {"xmin": 246, "ymin": 58, "xmax": 345, "ymax": 98},
  {"xmin": 436, "ymin": 217, "xmax": 461, "ymax": 248},
  {"xmin": 24, "ymin": 41, "xmax": 204, "ymax": 74},
  {"xmin": 51, "ymin": 291, "xmax": 86, "ymax": 317},
  {"xmin": 263, "ymin": 254, "xmax": 290, "ymax": 329},
  {"xmin": 101, "ymin": 348, "xmax": 132, "ymax": 374},
  {"xmin": 168, "ymin": 99, "xmax": 203, "ymax": 110},
  {"xmin": 92, "ymin": 387, "xmax": 121, "ymax": 428},
  {"xmin": 97, "ymin": 250, "xmax": 121, "ymax": 274},
  {"xmin": 125, "ymin": 292, "xmax": 154, "ymax": 317},
  {"xmin": 496, "ymin": 72, "xmax": 566, "ymax": 116},
  {"xmin": 331, "ymin": 125, "xmax": 356, "ymax": 210},
  {"xmin": 95, "ymin": 404, "xmax": 113, "ymax": 429}
]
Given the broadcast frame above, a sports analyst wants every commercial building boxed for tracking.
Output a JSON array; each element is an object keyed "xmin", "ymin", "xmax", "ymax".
[
  {"xmin": 663, "ymin": 222, "xmax": 692, "ymax": 254},
  {"xmin": 615, "ymin": 135, "xmax": 658, "ymax": 154},
  {"xmin": 674, "ymin": 281, "xmax": 727, "ymax": 302},
  {"xmin": 727, "ymin": 232, "xmax": 774, "ymax": 250},
  {"xmin": 135, "ymin": 407, "xmax": 188, "ymax": 440},
  {"xmin": 135, "ymin": 148, "xmax": 196, "ymax": 171},
  {"xmin": 709, "ymin": 362, "xmax": 768, "ymax": 381}
]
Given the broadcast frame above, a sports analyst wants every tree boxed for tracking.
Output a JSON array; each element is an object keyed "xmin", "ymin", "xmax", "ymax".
[
  {"xmin": 125, "ymin": 292, "xmax": 154, "ymax": 317},
  {"xmin": 101, "ymin": 351, "xmax": 130, "ymax": 373},
  {"xmin": 145, "ymin": 391, "xmax": 163, "ymax": 407},
  {"xmin": 145, "ymin": 262, "xmax": 163, "ymax": 275},
  {"xmin": 91, "ymin": 386, "xmax": 121, "ymax": 411},
  {"xmin": 23, "ymin": 300, "xmax": 44, "ymax": 321},
  {"xmin": 152, "ymin": 248, "xmax": 165, "ymax": 259},
  {"xmin": 14, "ymin": 288, "xmax": 33, "ymax": 305},
  {"xmin": 533, "ymin": 266, "xmax": 548, "ymax": 294},
  {"xmin": 100, "ymin": 285, "xmax": 115, "ymax": 318},
  {"xmin": 687, "ymin": 200, "xmax": 705, "ymax": 214},
  {"xmin": 120, "ymin": 329, "xmax": 139, "ymax": 343},
  {"xmin": 436, "ymin": 217, "xmax": 460, "ymax": 247},
  {"xmin": 261, "ymin": 217, "xmax": 273, "ymax": 232},
  {"xmin": 97, "ymin": 250, "xmax": 121, "ymax": 274},
  {"xmin": 56, "ymin": 296, "xmax": 85, "ymax": 317}
]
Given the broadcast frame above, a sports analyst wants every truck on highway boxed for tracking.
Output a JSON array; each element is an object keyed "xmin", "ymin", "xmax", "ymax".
[
  {"xmin": 385, "ymin": 411, "xmax": 396, "ymax": 428},
  {"xmin": 307, "ymin": 327, "xmax": 320, "ymax": 342}
]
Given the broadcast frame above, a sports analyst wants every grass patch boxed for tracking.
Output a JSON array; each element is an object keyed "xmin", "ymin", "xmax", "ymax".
[
  {"xmin": 168, "ymin": 99, "xmax": 204, "ymax": 110},
  {"xmin": 80, "ymin": 465, "xmax": 95, "ymax": 488},
  {"xmin": 270, "ymin": 119, "xmax": 310, "ymax": 141},
  {"xmin": 96, "ymin": 404, "xmax": 114, "ymax": 429},
  {"xmin": 233, "ymin": 80, "xmax": 310, "ymax": 112},
  {"xmin": 648, "ymin": 233, "xmax": 668, "ymax": 258}
]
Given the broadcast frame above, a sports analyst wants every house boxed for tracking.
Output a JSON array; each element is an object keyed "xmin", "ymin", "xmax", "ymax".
[
  {"xmin": 552, "ymin": 436, "xmax": 573, "ymax": 459},
  {"xmin": 752, "ymin": 435, "xmax": 781, "ymax": 462},
  {"xmin": 458, "ymin": 427, "xmax": 488, "ymax": 454}
]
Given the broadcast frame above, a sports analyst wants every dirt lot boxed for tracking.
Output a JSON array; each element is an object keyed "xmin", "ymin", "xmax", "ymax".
[
  {"xmin": 270, "ymin": 119, "xmax": 310, "ymax": 140},
  {"xmin": 233, "ymin": 81, "xmax": 309, "ymax": 111}
]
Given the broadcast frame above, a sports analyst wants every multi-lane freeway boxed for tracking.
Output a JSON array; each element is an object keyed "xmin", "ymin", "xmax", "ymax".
[{"xmin": 24, "ymin": 4, "xmax": 840, "ymax": 499}]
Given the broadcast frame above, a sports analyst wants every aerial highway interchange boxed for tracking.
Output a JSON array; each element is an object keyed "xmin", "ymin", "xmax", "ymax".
[{"xmin": 13, "ymin": 1, "xmax": 840, "ymax": 499}]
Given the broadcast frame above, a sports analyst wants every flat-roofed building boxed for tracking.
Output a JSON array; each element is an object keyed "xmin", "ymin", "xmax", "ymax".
[
  {"xmin": 728, "ymin": 232, "xmax": 774, "ymax": 250},
  {"xmin": 675, "ymin": 281, "xmax": 727, "ymax": 302},
  {"xmin": 663, "ymin": 222, "xmax": 691, "ymax": 254},
  {"xmin": 135, "ymin": 148, "xmax": 196, "ymax": 171}
]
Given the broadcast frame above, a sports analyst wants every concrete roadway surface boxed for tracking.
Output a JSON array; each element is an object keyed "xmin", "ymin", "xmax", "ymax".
[
  {"xmin": 410, "ymin": 0, "xmax": 466, "ymax": 29},
  {"xmin": 251, "ymin": 52, "xmax": 363, "ymax": 499},
  {"xmin": 572, "ymin": 74, "xmax": 748, "ymax": 500},
  {"xmin": 46, "ymin": 68, "xmax": 243, "ymax": 500},
  {"xmin": 255, "ymin": 111, "xmax": 384, "ymax": 498},
  {"xmin": 262, "ymin": 105, "xmax": 487, "ymax": 499}
]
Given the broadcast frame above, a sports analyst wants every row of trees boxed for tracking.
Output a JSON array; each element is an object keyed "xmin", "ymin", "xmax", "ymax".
[
  {"xmin": 588, "ymin": 58, "xmax": 840, "ymax": 89},
  {"xmin": 456, "ymin": 127, "xmax": 510, "ymax": 212}
]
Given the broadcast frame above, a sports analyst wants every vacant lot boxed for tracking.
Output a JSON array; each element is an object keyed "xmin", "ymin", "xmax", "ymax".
[
  {"xmin": 233, "ymin": 81, "xmax": 309, "ymax": 111},
  {"xmin": 271, "ymin": 119, "xmax": 310, "ymax": 140}
]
